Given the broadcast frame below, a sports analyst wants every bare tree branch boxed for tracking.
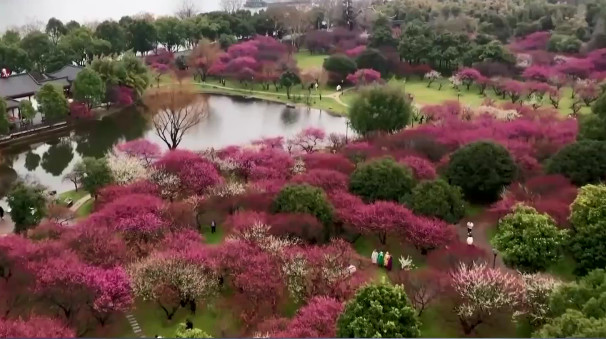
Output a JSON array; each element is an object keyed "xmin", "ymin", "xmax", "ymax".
[{"xmin": 143, "ymin": 84, "xmax": 209, "ymax": 150}]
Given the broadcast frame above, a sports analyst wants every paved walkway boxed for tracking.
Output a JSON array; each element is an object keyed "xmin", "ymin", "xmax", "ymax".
[
  {"xmin": 126, "ymin": 313, "xmax": 145, "ymax": 338},
  {"xmin": 69, "ymin": 194, "xmax": 92, "ymax": 212}
]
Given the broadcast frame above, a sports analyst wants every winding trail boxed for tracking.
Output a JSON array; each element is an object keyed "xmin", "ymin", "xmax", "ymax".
[{"xmin": 69, "ymin": 194, "xmax": 92, "ymax": 212}]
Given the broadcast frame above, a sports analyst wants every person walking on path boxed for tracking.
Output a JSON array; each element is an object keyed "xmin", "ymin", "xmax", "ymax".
[
  {"xmin": 211, "ymin": 220, "xmax": 217, "ymax": 234},
  {"xmin": 467, "ymin": 221, "xmax": 474, "ymax": 236},
  {"xmin": 371, "ymin": 249, "xmax": 378, "ymax": 264}
]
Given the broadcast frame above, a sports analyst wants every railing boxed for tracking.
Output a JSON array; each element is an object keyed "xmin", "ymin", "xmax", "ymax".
[{"xmin": 0, "ymin": 121, "xmax": 69, "ymax": 143}]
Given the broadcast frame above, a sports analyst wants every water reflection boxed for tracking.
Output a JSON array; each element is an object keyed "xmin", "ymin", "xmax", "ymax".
[
  {"xmin": 280, "ymin": 107, "xmax": 300, "ymax": 125},
  {"xmin": 1, "ymin": 95, "xmax": 349, "ymax": 194},
  {"xmin": 41, "ymin": 140, "xmax": 74, "ymax": 176},
  {"xmin": 24, "ymin": 151, "xmax": 41, "ymax": 172}
]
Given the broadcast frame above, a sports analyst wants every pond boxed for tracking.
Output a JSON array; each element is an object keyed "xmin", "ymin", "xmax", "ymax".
[{"xmin": 0, "ymin": 95, "xmax": 350, "ymax": 196}]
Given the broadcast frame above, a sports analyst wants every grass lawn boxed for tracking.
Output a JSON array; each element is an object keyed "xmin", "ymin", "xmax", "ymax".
[
  {"xmin": 201, "ymin": 224, "xmax": 226, "ymax": 244},
  {"xmin": 131, "ymin": 299, "xmax": 241, "ymax": 338},
  {"xmin": 76, "ymin": 199, "xmax": 94, "ymax": 218},
  {"xmin": 58, "ymin": 189, "xmax": 88, "ymax": 204},
  {"xmin": 295, "ymin": 52, "xmax": 328, "ymax": 70},
  {"xmin": 199, "ymin": 82, "xmax": 349, "ymax": 115},
  {"xmin": 354, "ymin": 234, "xmax": 427, "ymax": 271},
  {"xmin": 419, "ymin": 303, "xmax": 461, "ymax": 337}
]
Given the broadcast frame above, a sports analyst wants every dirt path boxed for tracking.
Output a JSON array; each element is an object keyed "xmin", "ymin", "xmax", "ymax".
[{"xmin": 457, "ymin": 214, "xmax": 509, "ymax": 270}]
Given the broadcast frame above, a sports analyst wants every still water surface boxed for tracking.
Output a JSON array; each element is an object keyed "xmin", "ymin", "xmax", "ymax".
[
  {"xmin": 0, "ymin": 95, "xmax": 349, "ymax": 194},
  {"xmin": 0, "ymin": 0, "xmax": 221, "ymax": 31}
]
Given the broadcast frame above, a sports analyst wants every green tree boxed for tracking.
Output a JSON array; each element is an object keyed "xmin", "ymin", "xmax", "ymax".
[
  {"xmin": 494, "ymin": 205, "xmax": 568, "ymax": 272},
  {"xmin": 7, "ymin": 181, "xmax": 47, "ymax": 234},
  {"xmin": 65, "ymin": 20, "xmax": 81, "ymax": 33},
  {"xmin": 272, "ymin": 184, "xmax": 333, "ymax": 227},
  {"xmin": 445, "ymin": 141, "xmax": 517, "ymax": 202},
  {"xmin": 578, "ymin": 93, "xmax": 606, "ymax": 141},
  {"xmin": 350, "ymin": 157, "xmax": 415, "ymax": 203},
  {"xmin": 79, "ymin": 157, "xmax": 113, "ymax": 198},
  {"xmin": 2, "ymin": 30, "xmax": 21, "ymax": 45},
  {"xmin": 355, "ymin": 48, "xmax": 388, "ymax": 77},
  {"xmin": 578, "ymin": 114, "xmax": 606, "ymax": 141},
  {"xmin": 569, "ymin": 184, "xmax": 606, "ymax": 275},
  {"xmin": 535, "ymin": 310, "xmax": 606, "ymax": 338},
  {"xmin": 95, "ymin": 20, "xmax": 127, "ymax": 55},
  {"xmin": 128, "ymin": 19, "xmax": 158, "ymax": 55},
  {"xmin": 36, "ymin": 84, "xmax": 69, "ymax": 122},
  {"xmin": 175, "ymin": 323, "xmax": 212, "ymax": 338},
  {"xmin": 407, "ymin": 179, "xmax": 466, "ymax": 223},
  {"xmin": 120, "ymin": 53, "xmax": 151, "ymax": 96},
  {"xmin": 279, "ymin": 70, "xmax": 301, "ymax": 99},
  {"xmin": 19, "ymin": 100, "xmax": 36, "ymax": 124},
  {"xmin": 323, "ymin": 54, "xmax": 357, "ymax": 84},
  {"xmin": 545, "ymin": 140, "xmax": 606, "ymax": 186},
  {"xmin": 370, "ymin": 16, "xmax": 397, "ymax": 48},
  {"xmin": 0, "ymin": 43, "xmax": 30, "ymax": 73},
  {"xmin": 349, "ymin": 85, "xmax": 412, "ymax": 135},
  {"xmin": 20, "ymin": 31, "xmax": 52, "ymax": 72},
  {"xmin": 155, "ymin": 17, "xmax": 185, "ymax": 53},
  {"xmin": 45, "ymin": 17, "xmax": 67, "ymax": 44},
  {"xmin": 534, "ymin": 269, "xmax": 606, "ymax": 337},
  {"xmin": 398, "ymin": 22, "xmax": 433, "ymax": 64},
  {"xmin": 218, "ymin": 34, "xmax": 237, "ymax": 49},
  {"xmin": 337, "ymin": 283, "xmax": 421, "ymax": 338},
  {"xmin": 73, "ymin": 68, "xmax": 106, "ymax": 109},
  {"xmin": 0, "ymin": 97, "xmax": 9, "ymax": 135}
]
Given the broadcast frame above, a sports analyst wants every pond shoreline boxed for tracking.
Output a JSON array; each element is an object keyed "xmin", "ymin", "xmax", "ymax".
[{"xmin": 0, "ymin": 93, "xmax": 346, "ymax": 150}]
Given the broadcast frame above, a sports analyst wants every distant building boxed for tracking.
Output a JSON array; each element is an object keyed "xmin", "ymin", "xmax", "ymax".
[{"xmin": 0, "ymin": 65, "xmax": 82, "ymax": 118}]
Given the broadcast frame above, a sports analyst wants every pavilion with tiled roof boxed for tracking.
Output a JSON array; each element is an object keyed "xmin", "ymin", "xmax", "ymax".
[{"xmin": 0, "ymin": 65, "xmax": 82, "ymax": 119}]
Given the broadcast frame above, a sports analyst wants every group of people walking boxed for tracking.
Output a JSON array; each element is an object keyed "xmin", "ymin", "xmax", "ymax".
[{"xmin": 371, "ymin": 250, "xmax": 393, "ymax": 271}]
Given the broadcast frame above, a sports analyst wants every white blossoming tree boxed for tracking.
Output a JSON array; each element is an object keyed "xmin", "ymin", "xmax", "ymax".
[
  {"xmin": 424, "ymin": 70, "xmax": 442, "ymax": 89},
  {"xmin": 450, "ymin": 262, "xmax": 524, "ymax": 334},
  {"xmin": 515, "ymin": 273, "xmax": 562, "ymax": 327},
  {"xmin": 107, "ymin": 153, "xmax": 148, "ymax": 185}
]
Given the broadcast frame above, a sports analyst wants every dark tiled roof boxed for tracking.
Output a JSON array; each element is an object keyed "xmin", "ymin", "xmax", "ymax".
[
  {"xmin": 40, "ymin": 77, "xmax": 71, "ymax": 89},
  {"xmin": 6, "ymin": 99, "xmax": 20, "ymax": 110},
  {"xmin": 48, "ymin": 65, "xmax": 83, "ymax": 82},
  {"xmin": 0, "ymin": 73, "xmax": 41, "ymax": 99}
]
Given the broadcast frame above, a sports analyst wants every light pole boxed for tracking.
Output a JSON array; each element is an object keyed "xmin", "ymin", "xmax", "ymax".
[{"xmin": 492, "ymin": 248, "xmax": 498, "ymax": 268}]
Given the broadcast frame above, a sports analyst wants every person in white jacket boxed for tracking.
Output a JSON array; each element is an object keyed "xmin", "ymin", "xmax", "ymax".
[{"xmin": 371, "ymin": 249, "xmax": 378, "ymax": 264}]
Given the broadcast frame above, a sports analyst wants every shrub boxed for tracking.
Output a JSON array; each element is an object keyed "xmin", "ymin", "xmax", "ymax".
[
  {"xmin": 323, "ymin": 54, "xmax": 357, "ymax": 84},
  {"xmin": 406, "ymin": 179, "xmax": 465, "ymax": 223},
  {"xmin": 349, "ymin": 85, "xmax": 412, "ymax": 136},
  {"xmin": 272, "ymin": 184, "xmax": 333, "ymax": 227},
  {"xmin": 569, "ymin": 184, "xmax": 606, "ymax": 275},
  {"xmin": 349, "ymin": 157, "xmax": 415, "ymax": 203},
  {"xmin": 445, "ymin": 141, "xmax": 517, "ymax": 202},
  {"xmin": 493, "ymin": 205, "xmax": 568, "ymax": 272},
  {"xmin": 545, "ymin": 140, "xmax": 606, "ymax": 186},
  {"xmin": 355, "ymin": 48, "xmax": 388, "ymax": 77},
  {"xmin": 337, "ymin": 283, "xmax": 420, "ymax": 338}
]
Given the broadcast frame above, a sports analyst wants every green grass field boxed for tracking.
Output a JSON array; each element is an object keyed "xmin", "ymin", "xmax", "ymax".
[
  {"xmin": 294, "ymin": 52, "xmax": 328, "ymax": 70},
  {"xmin": 58, "ymin": 189, "xmax": 88, "ymax": 204},
  {"xmin": 76, "ymin": 199, "xmax": 94, "ymax": 218}
]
